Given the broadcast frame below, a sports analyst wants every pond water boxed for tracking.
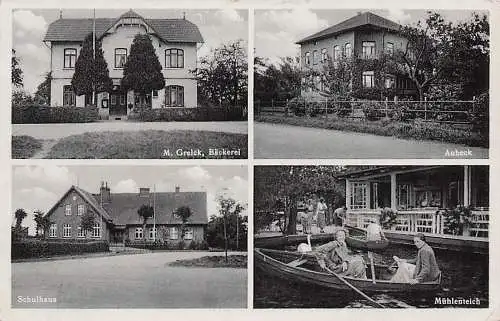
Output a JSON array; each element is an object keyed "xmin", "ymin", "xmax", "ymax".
[{"xmin": 254, "ymin": 244, "xmax": 488, "ymax": 308}]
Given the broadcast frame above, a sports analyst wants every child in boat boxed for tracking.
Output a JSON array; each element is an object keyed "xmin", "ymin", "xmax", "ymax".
[
  {"xmin": 313, "ymin": 229, "xmax": 367, "ymax": 279},
  {"xmin": 391, "ymin": 233, "xmax": 441, "ymax": 284}
]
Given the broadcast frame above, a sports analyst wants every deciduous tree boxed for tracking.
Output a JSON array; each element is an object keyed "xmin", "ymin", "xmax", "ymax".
[
  {"xmin": 80, "ymin": 212, "xmax": 96, "ymax": 239},
  {"xmin": 12, "ymin": 49, "xmax": 23, "ymax": 87},
  {"xmin": 14, "ymin": 208, "xmax": 27, "ymax": 230},
  {"xmin": 137, "ymin": 204, "xmax": 154, "ymax": 240},
  {"xmin": 216, "ymin": 196, "xmax": 245, "ymax": 261},
  {"xmin": 34, "ymin": 72, "xmax": 52, "ymax": 105},
  {"xmin": 173, "ymin": 206, "xmax": 192, "ymax": 239}
]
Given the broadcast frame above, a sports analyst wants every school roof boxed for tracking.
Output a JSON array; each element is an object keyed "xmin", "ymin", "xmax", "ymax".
[
  {"xmin": 46, "ymin": 185, "xmax": 208, "ymax": 226},
  {"xmin": 296, "ymin": 11, "xmax": 401, "ymax": 45},
  {"xmin": 44, "ymin": 9, "xmax": 204, "ymax": 43}
]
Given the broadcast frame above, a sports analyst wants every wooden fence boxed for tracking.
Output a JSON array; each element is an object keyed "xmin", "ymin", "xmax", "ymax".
[{"xmin": 255, "ymin": 98, "xmax": 477, "ymax": 125}]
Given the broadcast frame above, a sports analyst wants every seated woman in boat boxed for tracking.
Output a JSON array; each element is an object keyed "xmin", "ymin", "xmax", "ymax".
[
  {"xmin": 366, "ymin": 218, "xmax": 386, "ymax": 241},
  {"xmin": 312, "ymin": 229, "xmax": 367, "ymax": 279},
  {"xmin": 391, "ymin": 233, "xmax": 441, "ymax": 284}
]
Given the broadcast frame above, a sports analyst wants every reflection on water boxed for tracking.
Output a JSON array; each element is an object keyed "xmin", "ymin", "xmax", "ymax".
[{"xmin": 254, "ymin": 244, "xmax": 488, "ymax": 308}]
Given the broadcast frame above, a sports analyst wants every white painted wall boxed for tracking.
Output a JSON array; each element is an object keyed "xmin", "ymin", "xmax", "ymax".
[{"xmin": 49, "ymin": 21, "xmax": 198, "ymax": 108}]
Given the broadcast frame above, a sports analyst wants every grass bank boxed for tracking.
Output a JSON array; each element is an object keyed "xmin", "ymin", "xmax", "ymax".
[
  {"xmin": 45, "ymin": 130, "xmax": 247, "ymax": 159},
  {"xmin": 168, "ymin": 255, "xmax": 247, "ymax": 268},
  {"xmin": 256, "ymin": 115, "xmax": 487, "ymax": 148},
  {"xmin": 12, "ymin": 135, "xmax": 43, "ymax": 158}
]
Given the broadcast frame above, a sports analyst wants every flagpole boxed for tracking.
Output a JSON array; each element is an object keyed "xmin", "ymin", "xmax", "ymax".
[
  {"xmin": 153, "ymin": 184, "xmax": 156, "ymax": 242},
  {"xmin": 92, "ymin": 8, "xmax": 96, "ymax": 106}
]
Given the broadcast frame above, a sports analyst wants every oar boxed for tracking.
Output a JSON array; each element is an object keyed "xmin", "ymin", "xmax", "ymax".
[
  {"xmin": 324, "ymin": 266, "xmax": 385, "ymax": 308},
  {"xmin": 368, "ymin": 251, "xmax": 376, "ymax": 284}
]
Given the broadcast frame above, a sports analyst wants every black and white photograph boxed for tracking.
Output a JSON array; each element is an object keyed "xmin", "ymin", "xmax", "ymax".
[
  {"xmin": 11, "ymin": 165, "xmax": 248, "ymax": 308},
  {"xmin": 254, "ymin": 165, "xmax": 488, "ymax": 308},
  {"xmin": 254, "ymin": 10, "xmax": 489, "ymax": 159},
  {"xmin": 11, "ymin": 9, "xmax": 248, "ymax": 159}
]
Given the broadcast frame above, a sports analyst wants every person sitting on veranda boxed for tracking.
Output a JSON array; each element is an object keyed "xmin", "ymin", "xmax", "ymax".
[
  {"xmin": 366, "ymin": 218, "xmax": 386, "ymax": 241},
  {"xmin": 313, "ymin": 229, "xmax": 367, "ymax": 279},
  {"xmin": 391, "ymin": 233, "xmax": 441, "ymax": 284}
]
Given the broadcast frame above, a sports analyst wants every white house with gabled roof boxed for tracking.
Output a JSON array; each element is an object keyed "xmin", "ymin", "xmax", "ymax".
[{"xmin": 43, "ymin": 10, "xmax": 203, "ymax": 118}]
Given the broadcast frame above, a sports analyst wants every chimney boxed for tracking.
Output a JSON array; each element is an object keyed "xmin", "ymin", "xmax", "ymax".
[
  {"xmin": 100, "ymin": 181, "xmax": 111, "ymax": 204},
  {"xmin": 175, "ymin": 186, "xmax": 180, "ymax": 193},
  {"xmin": 139, "ymin": 187, "xmax": 150, "ymax": 197}
]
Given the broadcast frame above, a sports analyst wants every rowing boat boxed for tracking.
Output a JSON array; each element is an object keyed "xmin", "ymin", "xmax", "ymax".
[
  {"xmin": 255, "ymin": 248, "xmax": 441, "ymax": 293},
  {"xmin": 344, "ymin": 225, "xmax": 390, "ymax": 251}
]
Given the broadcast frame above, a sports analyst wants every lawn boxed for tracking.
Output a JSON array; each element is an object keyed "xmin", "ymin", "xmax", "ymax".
[
  {"xmin": 12, "ymin": 135, "xmax": 43, "ymax": 158},
  {"xmin": 256, "ymin": 114, "xmax": 488, "ymax": 148},
  {"xmin": 168, "ymin": 255, "xmax": 247, "ymax": 268},
  {"xmin": 44, "ymin": 130, "xmax": 248, "ymax": 159}
]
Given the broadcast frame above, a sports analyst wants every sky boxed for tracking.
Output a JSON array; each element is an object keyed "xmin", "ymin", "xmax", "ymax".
[
  {"xmin": 255, "ymin": 9, "xmax": 488, "ymax": 64},
  {"xmin": 12, "ymin": 9, "xmax": 248, "ymax": 94},
  {"xmin": 12, "ymin": 165, "xmax": 248, "ymax": 235}
]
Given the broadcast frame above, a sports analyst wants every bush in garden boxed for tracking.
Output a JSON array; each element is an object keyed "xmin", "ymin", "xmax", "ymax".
[
  {"xmin": 362, "ymin": 101, "xmax": 386, "ymax": 121},
  {"xmin": 11, "ymin": 240, "xmax": 109, "ymax": 259},
  {"xmin": 470, "ymin": 91, "xmax": 489, "ymax": 139},
  {"xmin": 12, "ymin": 106, "xmax": 99, "ymax": 124},
  {"xmin": 380, "ymin": 208, "xmax": 398, "ymax": 229}
]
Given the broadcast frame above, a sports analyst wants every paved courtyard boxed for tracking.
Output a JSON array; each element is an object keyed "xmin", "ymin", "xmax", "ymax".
[
  {"xmin": 12, "ymin": 121, "xmax": 248, "ymax": 140},
  {"xmin": 255, "ymin": 123, "xmax": 488, "ymax": 159},
  {"xmin": 12, "ymin": 251, "xmax": 247, "ymax": 308}
]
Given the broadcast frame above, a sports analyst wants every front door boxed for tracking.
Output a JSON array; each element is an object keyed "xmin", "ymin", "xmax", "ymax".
[{"xmin": 109, "ymin": 88, "xmax": 127, "ymax": 116}]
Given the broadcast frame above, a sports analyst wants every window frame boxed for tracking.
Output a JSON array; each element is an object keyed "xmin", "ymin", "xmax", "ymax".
[
  {"xmin": 344, "ymin": 43, "xmax": 352, "ymax": 58},
  {"xmin": 333, "ymin": 45, "xmax": 341, "ymax": 61},
  {"xmin": 92, "ymin": 222, "xmax": 101, "ymax": 238},
  {"xmin": 320, "ymin": 48, "xmax": 327, "ymax": 63},
  {"xmin": 63, "ymin": 224, "xmax": 72, "ymax": 238},
  {"xmin": 165, "ymin": 85, "xmax": 185, "ymax": 107},
  {"xmin": 386, "ymin": 42, "xmax": 394, "ymax": 56},
  {"xmin": 64, "ymin": 48, "xmax": 77, "ymax": 69},
  {"xmin": 384, "ymin": 74, "xmax": 395, "ymax": 89},
  {"xmin": 135, "ymin": 227, "xmax": 143, "ymax": 240},
  {"xmin": 184, "ymin": 227, "xmax": 194, "ymax": 240},
  {"xmin": 312, "ymin": 50, "xmax": 319, "ymax": 65},
  {"xmin": 165, "ymin": 48, "xmax": 184, "ymax": 68},
  {"xmin": 114, "ymin": 48, "xmax": 127, "ymax": 69},
  {"xmin": 77, "ymin": 226, "xmax": 85, "ymax": 238},
  {"xmin": 149, "ymin": 227, "xmax": 157, "ymax": 240},
  {"xmin": 362, "ymin": 71, "xmax": 375, "ymax": 88},
  {"xmin": 351, "ymin": 182, "xmax": 368, "ymax": 209},
  {"xmin": 63, "ymin": 85, "xmax": 76, "ymax": 107},
  {"xmin": 305, "ymin": 52, "xmax": 311, "ymax": 65},
  {"xmin": 362, "ymin": 41, "xmax": 376, "ymax": 59},
  {"xmin": 49, "ymin": 224, "xmax": 57, "ymax": 238},
  {"xmin": 77, "ymin": 204, "xmax": 85, "ymax": 216},
  {"xmin": 170, "ymin": 227, "xmax": 179, "ymax": 240},
  {"xmin": 65, "ymin": 204, "xmax": 72, "ymax": 216}
]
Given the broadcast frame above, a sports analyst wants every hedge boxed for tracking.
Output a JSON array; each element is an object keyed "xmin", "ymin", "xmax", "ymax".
[
  {"xmin": 127, "ymin": 107, "xmax": 246, "ymax": 122},
  {"xmin": 12, "ymin": 105, "xmax": 99, "ymax": 124},
  {"xmin": 12, "ymin": 239, "xmax": 109, "ymax": 259},
  {"xmin": 125, "ymin": 240, "xmax": 209, "ymax": 251}
]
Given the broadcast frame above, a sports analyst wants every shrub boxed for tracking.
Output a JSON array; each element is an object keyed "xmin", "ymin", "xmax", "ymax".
[
  {"xmin": 12, "ymin": 105, "xmax": 99, "ymax": 124},
  {"xmin": 362, "ymin": 101, "xmax": 386, "ymax": 121},
  {"xmin": 441, "ymin": 206, "xmax": 472, "ymax": 236},
  {"xmin": 391, "ymin": 101, "xmax": 416, "ymax": 122},
  {"xmin": 127, "ymin": 106, "xmax": 246, "ymax": 122},
  {"xmin": 470, "ymin": 92, "xmax": 489, "ymax": 138},
  {"xmin": 11, "ymin": 239, "xmax": 109, "ymax": 259},
  {"xmin": 380, "ymin": 208, "xmax": 398, "ymax": 229}
]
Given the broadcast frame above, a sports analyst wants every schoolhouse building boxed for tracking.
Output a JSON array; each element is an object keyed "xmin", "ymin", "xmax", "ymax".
[
  {"xmin": 43, "ymin": 10, "xmax": 203, "ymax": 118},
  {"xmin": 43, "ymin": 182, "xmax": 208, "ymax": 244},
  {"xmin": 296, "ymin": 11, "xmax": 416, "ymax": 99}
]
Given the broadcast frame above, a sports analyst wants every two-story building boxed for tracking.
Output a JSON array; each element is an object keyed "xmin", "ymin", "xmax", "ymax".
[
  {"xmin": 43, "ymin": 10, "xmax": 203, "ymax": 118},
  {"xmin": 296, "ymin": 11, "xmax": 416, "ymax": 99},
  {"xmin": 43, "ymin": 182, "xmax": 208, "ymax": 244}
]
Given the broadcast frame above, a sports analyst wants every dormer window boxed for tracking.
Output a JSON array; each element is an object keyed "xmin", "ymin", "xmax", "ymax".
[
  {"xmin": 115, "ymin": 48, "xmax": 127, "ymax": 69},
  {"xmin": 64, "ymin": 48, "xmax": 77, "ymax": 68},
  {"xmin": 165, "ymin": 49, "xmax": 184, "ymax": 68}
]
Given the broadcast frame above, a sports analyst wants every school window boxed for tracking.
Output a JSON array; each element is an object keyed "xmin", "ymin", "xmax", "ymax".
[
  {"xmin": 77, "ymin": 204, "xmax": 85, "ymax": 216},
  {"xmin": 184, "ymin": 227, "xmax": 193, "ymax": 240},
  {"xmin": 165, "ymin": 48, "xmax": 184, "ymax": 68},
  {"xmin": 170, "ymin": 227, "xmax": 179, "ymax": 240},
  {"xmin": 362, "ymin": 41, "xmax": 376, "ymax": 59},
  {"xmin": 362, "ymin": 71, "xmax": 375, "ymax": 88},
  {"xmin": 351, "ymin": 182, "xmax": 368, "ymax": 209},
  {"xmin": 119, "ymin": 94, "xmax": 126, "ymax": 106},
  {"xmin": 65, "ymin": 204, "xmax": 72, "ymax": 215},
  {"xmin": 49, "ymin": 224, "xmax": 57, "ymax": 238},
  {"xmin": 165, "ymin": 85, "xmax": 184, "ymax": 107},
  {"xmin": 305, "ymin": 52, "xmax": 311, "ymax": 65},
  {"xmin": 92, "ymin": 222, "xmax": 101, "ymax": 238},
  {"xmin": 385, "ymin": 75, "xmax": 395, "ymax": 89},
  {"xmin": 333, "ymin": 45, "xmax": 341, "ymax": 61},
  {"xmin": 114, "ymin": 48, "xmax": 127, "ymax": 68},
  {"xmin": 63, "ymin": 224, "xmax": 71, "ymax": 238},
  {"xmin": 64, "ymin": 48, "xmax": 77, "ymax": 68},
  {"xmin": 110, "ymin": 94, "xmax": 117, "ymax": 105},
  {"xmin": 135, "ymin": 227, "xmax": 143, "ymax": 239},
  {"xmin": 312, "ymin": 50, "xmax": 319, "ymax": 65},
  {"xmin": 321, "ymin": 48, "xmax": 327, "ymax": 62},
  {"xmin": 77, "ymin": 226, "xmax": 85, "ymax": 238},
  {"xmin": 386, "ymin": 42, "xmax": 394, "ymax": 56},
  {"xmin": 149, "ymin": 227, "xmax": 157, "ymax": 240},
  {"xmin": 63, "ymin": 85, "xmax": 76, "ymax": 106},
  {"xmin": 344, "ymin": 43, "xmax": 352, "ymax": 57}
]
